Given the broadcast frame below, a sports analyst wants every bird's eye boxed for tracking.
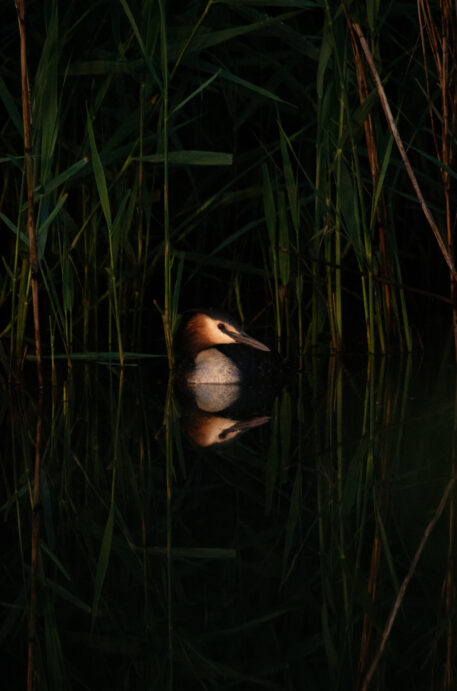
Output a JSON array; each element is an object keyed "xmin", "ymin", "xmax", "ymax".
[{"xmin": 218, "ymin": 323, "xmax": 226, "ymax": 331}]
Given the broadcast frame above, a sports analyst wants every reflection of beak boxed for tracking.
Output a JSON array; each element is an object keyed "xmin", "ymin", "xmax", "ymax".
[
  {"xmin": 227, "ymin": 329, "xmax": 270, "ymax": 352},
  {"xmin": 224, "ymin": 416, "xmax": 271, "ymax": 435}
]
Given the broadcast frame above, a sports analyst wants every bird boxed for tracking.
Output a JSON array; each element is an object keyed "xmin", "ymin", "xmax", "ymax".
[{"xmin": 174, "ymin": 308, "xmax": 278, "ymax": 385}]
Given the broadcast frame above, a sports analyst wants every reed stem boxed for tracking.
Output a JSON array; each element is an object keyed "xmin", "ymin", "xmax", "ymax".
[
  {"xmin": 159, "ymin": 0, "xmax": 173, "ymax": 368},
  {"xmin": 14, "ymin": 0, "xmax": 43, "ymax": 387}
]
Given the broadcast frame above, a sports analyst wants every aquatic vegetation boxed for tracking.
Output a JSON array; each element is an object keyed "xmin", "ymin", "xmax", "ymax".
[
  {"xmin": 1, "ymin": 0, "xmax": 456, "ymax": 378},
  {"xmin": 2, "ymin": 354, "xmax": 457, "ymax": 688}
]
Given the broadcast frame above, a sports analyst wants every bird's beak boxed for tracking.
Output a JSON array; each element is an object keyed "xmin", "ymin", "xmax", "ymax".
[{"xmin": 227, "ymin": 328, "xmax": 271, "ymax": 352}]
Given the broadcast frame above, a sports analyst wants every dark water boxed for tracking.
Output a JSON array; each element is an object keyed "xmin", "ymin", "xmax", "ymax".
[{"xmin": 2, "ymin": 350, "xmax": 457, "ymax": 689}]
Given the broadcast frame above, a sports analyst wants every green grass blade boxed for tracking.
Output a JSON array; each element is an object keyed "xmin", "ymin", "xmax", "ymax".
[
  {"xmin": 170, "ymin": 69, "xmax": 221, "ymax": 116},
  {"xmin": 140, "ymin": 151, "xmax": 233, "ymax": 166},
  {"xmin": 278, "ymin": 190, "xmax": 290, "ymax": 286},
  {"xmin": 38, "ymin": 159, "xmax": 89, "ymax": 196},
  {"xmin": 86, "ymin": 111, "xmax": 112, "ymax": 230},
  {"xmin": 91, "ymin": 490, "xmax": 115, "ymax": 629},
  {"xmin": 0, "ymin": 76, "xmax": 23, "ymax": 136},
  {"xmin": 37, "ymin": 194, "xmax": 67, "ymax": 261}
]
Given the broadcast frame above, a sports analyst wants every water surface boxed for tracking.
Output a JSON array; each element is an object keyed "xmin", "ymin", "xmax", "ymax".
[{"xmin": 2, "ymin": 351, "xmax": 457, "ymax": 689}]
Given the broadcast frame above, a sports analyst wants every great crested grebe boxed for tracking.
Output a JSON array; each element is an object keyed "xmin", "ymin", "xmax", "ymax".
[{"xmin": 175, "ymin": 308, "xmax": 276, "ymax": 384}]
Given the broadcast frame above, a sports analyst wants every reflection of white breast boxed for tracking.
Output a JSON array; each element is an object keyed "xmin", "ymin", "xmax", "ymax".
[{"xmin": 187, "ymin": 348, "xmax": 241, "ymax": 384}]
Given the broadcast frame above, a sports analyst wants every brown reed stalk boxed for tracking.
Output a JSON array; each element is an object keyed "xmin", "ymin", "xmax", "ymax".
[
  {"xmin": 357, "ymin": 366, "xmax": 394, "ymax": 688},
  {"xmin": 347, "ymin": 24, "xmax": 394, "ymax": 341},
  {"xmin": 360, "ymin": 474, "xmax": 456, "ymax": 691},
  {"xmin": 14, "ymin": 0, "xmax": 43, "ymax": 387},
  {"xmin": 417, "ymin": 0, "xmax": 457, "ymax": 355},
  {"xmin": 440, "ymin": 498, "xmax": 455, "ymax": 689},
  {"xmin": 351, "ymin": 22, "xmax": 457, "ymax": 285},
  {"xmin": 439, "ymin": 375, "xmax": 457, "ymax": 689},
  {"xmin": 357, "ymin": 530, "xmax": 381, "ymax": 687}
]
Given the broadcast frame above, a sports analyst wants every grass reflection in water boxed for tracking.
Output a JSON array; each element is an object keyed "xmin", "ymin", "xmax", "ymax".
[{"xmin": 1, "ymin": 353, "xmax": 457, "ymax": 690}]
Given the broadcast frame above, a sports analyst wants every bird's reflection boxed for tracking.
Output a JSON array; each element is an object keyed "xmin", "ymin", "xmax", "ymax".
[
  {"xmin": 176, "ymin": 381, "xmax": 276, "ymax": 448},
  {"xmin": 186, "ymin": 410, "xmax": 271, "ymax": 448}
]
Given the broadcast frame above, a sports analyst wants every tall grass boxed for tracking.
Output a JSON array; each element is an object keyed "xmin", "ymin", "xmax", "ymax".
[
  {"xmin": 417, "ymin": 0, "xmax": 457, "ymax": 352},
  {"xmin": 1, "ymin": 0, "xmax": 456, "ymax": 367}
]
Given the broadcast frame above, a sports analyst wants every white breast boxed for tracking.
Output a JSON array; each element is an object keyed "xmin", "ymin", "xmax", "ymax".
[
  {"xmin": 187, "ymin": 348, "xmax": 241, "ymax": 384},
  {"xmin": 189, "ymin": 383, "xmax": 240, "ymax": 412}
]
